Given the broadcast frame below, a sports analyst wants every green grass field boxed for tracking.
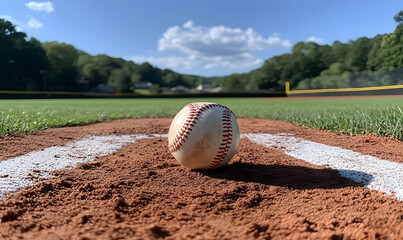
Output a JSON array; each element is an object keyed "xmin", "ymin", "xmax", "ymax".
[{"xmin": 0, "ymin": 98, "xmax": 402, "ymax": 140}]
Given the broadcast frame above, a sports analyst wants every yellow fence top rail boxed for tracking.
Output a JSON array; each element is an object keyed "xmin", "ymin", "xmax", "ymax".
[{"xmin": 285, "ymin": 82, "xmax": 403, "ymax": 94}]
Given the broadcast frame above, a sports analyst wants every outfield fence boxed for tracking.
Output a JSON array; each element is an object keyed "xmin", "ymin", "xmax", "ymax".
[
  {"xmin": 287, "ymin": 68, "xmax": 403, "ymax": 97},
  {"xmin": 1, "ymin": 86, "xmax": 402, "ymax": 98},
  {"xmin": 0, "ymin": 90, "xmax": 286, "ymax": 99},
  {"xmin": 1, "ymin": 77, "xmax": 403, "ymax": 99},
  {"xmin": 286, "ymin": 82, "xmax": 403, "ymax": 97}
]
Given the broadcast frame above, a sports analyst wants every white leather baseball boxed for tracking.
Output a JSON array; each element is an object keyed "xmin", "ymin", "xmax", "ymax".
[{"xmin": 168, "ymin": 102, "xmax": 240, "ymax": 170}]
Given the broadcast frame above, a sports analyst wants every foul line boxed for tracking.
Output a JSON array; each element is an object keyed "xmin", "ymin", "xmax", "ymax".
[
  {"xmin": 0, "ymin": 133, "xmax": 401, "ymax": 201},
  {"xmin": 0, "ymin": 134, "xmax": 166, "ymax": 200},
  {"xmin": 245, "ymin": 133, "xmax": 403, "ymax": 201}
]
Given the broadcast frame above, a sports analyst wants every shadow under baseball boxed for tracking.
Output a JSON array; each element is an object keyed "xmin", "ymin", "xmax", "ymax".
[{"xmin": 200, "ymin": 162, "xmax": 373, "ymax": 190}]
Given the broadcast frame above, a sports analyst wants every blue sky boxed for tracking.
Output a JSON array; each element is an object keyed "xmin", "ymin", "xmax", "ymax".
[{"xmin": 1, "ymin": 0, "xmax": 401, "ymax": 76}]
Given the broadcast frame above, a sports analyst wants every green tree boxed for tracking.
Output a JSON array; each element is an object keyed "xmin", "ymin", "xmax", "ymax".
[
  {"xmin": 43, "ymin": 42, "xmax": 79, "ymax": 90},
  {"xmin": 122, "ymin": 61, "xmax": 141, "ymax": 87},
  {"xmin": 331, "ymin": 41, "xmax": 349, "ymax": 63},
  {"xmin": 320, "ymin": 62, "xmax": 344, "ymax": 76},
  {"xmin": 318, "ymin": 45, "xmax": 336, "ymax": 67},
  {"xmin": 150, "ymin": 84, "xmax": 162, "ymax": 94},
  {"xmin": 138, "ymin": 62, "xmax": 161, "ymax": 83},
  {"xmin": 108, "ymin": 68, "xmax": 131, "ymax": 92},
  {"xmin": 366, "ymin": 35, "xmax": 384, "ymax": 71},
  {"xmin": 0, "ymin": 19, "xmax": 48, "ymax": 90},
  {"xmin": 290, "ymin": 42, "xmax": 327, "ymax": 87},
  {"xmin": 394, "ymin": 10, "xmax": 403, "ymax": 24},
  {"xmin": 162, "ymin": 72, "xmax": 185, "ymax": 87},
  {"xmin": 224, "ymin": 73, "xmax": 243, "ymax": 90},
  {"xmin": 378, "ymin": 23, "xmax": 403, "ymax": 69},
  {"xmin": 22, "ymin": 38, "xmax": 49, "ymax": 90},
  {"xmin": 345, "ymin": 37, "xmax": 370, "ymax": 71}
]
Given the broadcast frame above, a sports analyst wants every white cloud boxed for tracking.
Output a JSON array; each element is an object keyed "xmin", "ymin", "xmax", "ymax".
[
  {"xmin": 0, "ymin": 15, "xmax": 24, "ymax": 31},
  {"xmin": 0, "ymin": 15, "xmax": 18, "ymax": 23},
  {"xmin": 130, "ymin": 56, "xmax": 195, "ymax": 69},
  {"xmin": 307, "ymin": 36, "xmax": 325, "ymax": 44},
  {"xmin": 27, "ymin": 16, "xmax": 43, "ymax": 28},
  {"xmin": 133, "ymin": 21, "xmax": 291, "ymax": 70},
  {"xmin": 0, "ymin": 15, "xmax": 44, "ymax": 30},
  {"xmin": 159, "ymin": 20, "xmax": 291, "ymax": 56},
  {"xmin": 129, "ymin": 52, "xmax": 263, "ymax": 70},
  {"xmin": 25, "ymin": 1, "xmax": 54, "ymax": 13}
]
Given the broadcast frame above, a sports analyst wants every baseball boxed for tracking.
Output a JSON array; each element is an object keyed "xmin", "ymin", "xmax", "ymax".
[{"xmin": 168, "ymin": 102, "xmax": 240, "ymax": 170}]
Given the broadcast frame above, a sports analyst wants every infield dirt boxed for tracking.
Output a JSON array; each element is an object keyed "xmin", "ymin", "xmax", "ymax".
[{"xmin": 0, "ymin": 118, "xmax": 402, "ymax": 239}]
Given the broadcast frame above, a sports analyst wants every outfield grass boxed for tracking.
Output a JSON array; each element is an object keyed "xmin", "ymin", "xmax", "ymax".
[{"xmin": 0, "ymin": 98, "xmax": 402, "ymax": 140}]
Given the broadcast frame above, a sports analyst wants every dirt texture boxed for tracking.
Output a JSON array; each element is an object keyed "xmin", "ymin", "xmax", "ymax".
[{"xmin": 0, "ymin": 118, "xmax": 402, "ymax": 239}]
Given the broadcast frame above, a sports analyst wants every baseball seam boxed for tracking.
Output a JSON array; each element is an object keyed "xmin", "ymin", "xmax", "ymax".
[
  {"xmin": 168, "ymin": 104, "xmax": 234, "ymax": 158},
  {"xmin": 207, "ymin": 108, "xmax": 233, "ymax": 169}
]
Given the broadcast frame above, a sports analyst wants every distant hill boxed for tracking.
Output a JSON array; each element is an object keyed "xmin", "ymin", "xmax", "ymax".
[{"xmin": 1, "ymin": 11, "xmax": 402, "ymax": 93}]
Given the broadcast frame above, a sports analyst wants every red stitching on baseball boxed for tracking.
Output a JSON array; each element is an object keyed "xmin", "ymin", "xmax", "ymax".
[
  {"xmin": 207, "ymin": 108, "xmax": 233, "ymax": 169},
  {"xmin": 168, "ymin": 103, "xmax": 234, "ymax": 154}
]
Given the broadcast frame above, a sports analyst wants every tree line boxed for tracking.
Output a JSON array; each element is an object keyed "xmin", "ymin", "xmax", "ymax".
[
  {"xmin": 0, "ymin": 11, "xmax": 402, "ymax": 93},
  {"xmin": 224, "ymin": 11, "xmax": 403, "ymax": 91},
  {"xmin": 0, "ymin": 19, "xmax": 206, "ymax": 92}
]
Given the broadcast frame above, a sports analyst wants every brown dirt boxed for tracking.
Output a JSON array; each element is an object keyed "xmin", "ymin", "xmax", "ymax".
[{"xmin": 0, "ymin": 118, "xmax": 402, "ymax": 239}]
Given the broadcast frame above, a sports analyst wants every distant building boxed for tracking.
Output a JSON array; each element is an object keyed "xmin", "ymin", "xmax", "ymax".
[
  {"xmin": 134, "ymin": 81, "xmax": 152, "ymax": 89},
  {"xmin": 209, "ymin": 87, "xmax": 223, "ymax": 93},
  {"xmin": 90, "ymin": 84, "xmax": 115, "ymax": 93},
  {"xmin": 196, "ymin": 84, "xmax": 213, "ymax": 92},
  {"xmin": 171, "ymin": 85, "xmax": 190, "ymax": 93}
]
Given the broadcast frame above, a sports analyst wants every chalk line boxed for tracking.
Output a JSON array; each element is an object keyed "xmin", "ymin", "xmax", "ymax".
[
  {"xmin": 1, "ymin": 133, "xmax": 401, "ymax": 201},
  {"xmin": 245, "ymin": 133, "xmax": 403, "ymax": 201},
  {"xmin": 0, "ymin": 134, "xmax": 167, "ymax": 200}
]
